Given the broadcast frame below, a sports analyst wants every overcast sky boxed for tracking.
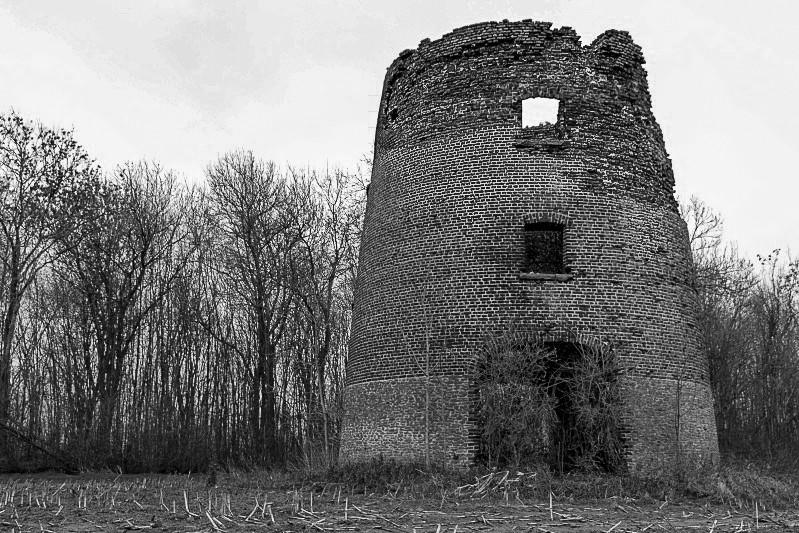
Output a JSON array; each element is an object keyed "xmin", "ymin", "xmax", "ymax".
[{"xmin": 0, "ymin": 0, "xmax": 796, "ymax": 257}]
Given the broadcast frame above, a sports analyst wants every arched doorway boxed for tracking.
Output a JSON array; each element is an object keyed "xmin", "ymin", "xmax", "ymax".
[{"xmin": 476, "ymin": 334, "xmax": 625, "ymax": 472}]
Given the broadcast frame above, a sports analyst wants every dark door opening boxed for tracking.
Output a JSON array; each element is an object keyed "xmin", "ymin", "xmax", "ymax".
[
  {"xmin": 543, "ymin": 341, "xmax": 624, "ymax": 473},
  {"xmin": 542, "ymin": 342, "xmax": 581, "ymax": 473},
  {"xmin": 476, "ymin": 336, "xmax": 624, "ymax": 473}
]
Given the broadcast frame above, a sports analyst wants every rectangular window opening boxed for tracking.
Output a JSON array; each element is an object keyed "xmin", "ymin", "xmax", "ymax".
[
  {"xmin": 524, "ymin": 222, "xmax": 564, "ymax": 274},
  {"xmin": 522, "ymin": 97, "xmax": 560, "ymax": 128}
]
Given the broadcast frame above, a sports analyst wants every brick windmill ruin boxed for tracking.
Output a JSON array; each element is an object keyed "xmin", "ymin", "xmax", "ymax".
[{"xmin": 340, "ymin": 20, "xmax": 719, "ymax": 470}]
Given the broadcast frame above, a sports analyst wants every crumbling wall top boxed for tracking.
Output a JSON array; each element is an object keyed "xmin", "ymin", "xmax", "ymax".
[
  {"xmin": 386, "ymin": 19, "xmax": 585, "ymax": 77},
  {"xmin": 373, "ymin": 18, "xmax": 673, "ymax": 211}
]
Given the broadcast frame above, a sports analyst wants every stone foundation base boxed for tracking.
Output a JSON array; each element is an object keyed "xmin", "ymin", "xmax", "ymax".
[
  {"xmin": 622, "ymin": 376, "xmax": 719, "ymax": 472},
  {"xmin": 339, "ymin": 374, "xmax": 719, "ymax": 471},
  {"xmin": 339, "ymin": 376, "xmax": 475, "ymax": 466}
]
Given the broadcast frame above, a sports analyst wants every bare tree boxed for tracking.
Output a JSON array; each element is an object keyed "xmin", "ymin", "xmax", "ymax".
[
  {"xmin": 55, "ymin": 162, "xmax": 193, "ymax": 460},
  {"xmin": 290, "ymin": 168, "xmax": 361, "ymax": 467},
  {"xmin": 0, "ymin": 115, "xmax": 363, "ymax": 471},
  {"xmin": 681, "ymin": 196, "xmax": 799, "ymax": 462},
  {"xmin": 206, "ymin": 151, "xmax": 297, "ymax": 464},
  {"xmin": 0, "ymin": 111, "xmax": 99, "ymax": 443}
]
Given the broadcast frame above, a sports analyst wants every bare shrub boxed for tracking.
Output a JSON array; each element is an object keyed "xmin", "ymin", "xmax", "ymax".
[
  {"xmin": 475, "ymin": 326, "xmax": 625, "ymax": 473},
  {"xmin": 476, "ymin": 329, "xmax": 555, "ymax": 468},
  {"xmin": 564, "ymin": 342, "xmax": 626, "ymax": 473}
]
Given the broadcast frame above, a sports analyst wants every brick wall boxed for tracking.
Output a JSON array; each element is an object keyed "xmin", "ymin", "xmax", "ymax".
[{"xmin": 339, "ymin": 20, "xmax": 719, "ymax": 470}]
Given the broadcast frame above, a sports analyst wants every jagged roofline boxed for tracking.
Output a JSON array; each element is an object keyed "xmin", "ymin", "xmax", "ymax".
[
  {"xmin": 374, "ymin": 19, "xmax": 656, "ymax": 144},
  {"xmin": 371, "ymin": 18, "xmax": 669, "ymax": 209},
  {"xmin": 383, "ymin": 20, "xmax": 645, "ymax": 81}
]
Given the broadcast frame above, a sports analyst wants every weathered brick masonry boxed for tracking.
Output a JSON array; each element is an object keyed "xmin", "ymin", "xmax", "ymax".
[{"xmin": 340, "ymin": 20, "xmax": 719, "ymax": 469}]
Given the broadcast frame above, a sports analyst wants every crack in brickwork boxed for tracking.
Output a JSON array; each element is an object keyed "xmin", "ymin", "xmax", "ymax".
[{"xmin": 340, "ymin": 20, "xmax": 719, "ymax": 470}]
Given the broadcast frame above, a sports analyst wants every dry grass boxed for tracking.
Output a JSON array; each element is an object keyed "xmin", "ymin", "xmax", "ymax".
[{"xmin": 0, "ymin": 461, "xmax": 797, "ymax": 532}]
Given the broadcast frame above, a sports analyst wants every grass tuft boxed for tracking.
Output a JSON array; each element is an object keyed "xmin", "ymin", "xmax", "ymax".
[{"xmin": 314, "ymin": 456, "xmax": 799, "ymax": 510}]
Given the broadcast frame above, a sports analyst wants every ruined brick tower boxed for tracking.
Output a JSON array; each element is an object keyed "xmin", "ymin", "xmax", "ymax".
[{"xmin": 340, "ymin": 20, "xmax": 719, "ymax": 469}]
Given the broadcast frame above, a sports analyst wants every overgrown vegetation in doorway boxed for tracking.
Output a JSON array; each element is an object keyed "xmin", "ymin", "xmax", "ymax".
[{"xmin": 475, "ymin": 326, "xmax": 626, "ymax": 473}]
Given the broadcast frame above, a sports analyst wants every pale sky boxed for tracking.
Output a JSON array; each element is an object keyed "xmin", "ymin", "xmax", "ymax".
[{"xmin": 0, "ymin": 0, "xmax": 796, "ymax": 256}]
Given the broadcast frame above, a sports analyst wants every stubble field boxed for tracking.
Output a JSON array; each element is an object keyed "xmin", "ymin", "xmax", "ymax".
[{"xmin": 1, "ymin": 470, "xmax": 798, "ymax": 532}]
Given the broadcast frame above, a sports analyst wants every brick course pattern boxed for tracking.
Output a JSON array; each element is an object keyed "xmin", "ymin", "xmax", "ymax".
[{"xmin": 339, "ymin": 20, "xmax": 719, "ymax": 469}]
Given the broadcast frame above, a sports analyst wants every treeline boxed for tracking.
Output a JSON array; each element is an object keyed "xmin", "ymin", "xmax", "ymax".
[
  {"xmin": 1, "ymin": 110, "xmax": 797, "ymax": 473},
  {"xmin": 0, "ymin": 112, "xmax": 364, "ymax": 471},
  {"xmin": 683, "ymin": 197, "xmax": 799, "ymax": 464}
]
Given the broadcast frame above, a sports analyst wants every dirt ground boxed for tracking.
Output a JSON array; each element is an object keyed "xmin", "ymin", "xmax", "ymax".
[{"xmin": 1, "ymin": 473, "xmax": 797, "ymax": 532}]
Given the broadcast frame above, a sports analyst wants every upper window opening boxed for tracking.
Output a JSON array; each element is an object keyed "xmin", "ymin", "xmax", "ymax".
[
  {"xmin": 522, "ymin": 98, "xmax": 560, "ymax": 128},
  {"xmin": 524, "ymin": 222, "xmax": 564, "ymax": 274}
]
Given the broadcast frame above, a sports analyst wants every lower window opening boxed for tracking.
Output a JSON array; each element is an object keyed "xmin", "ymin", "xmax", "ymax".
[{"xmin": 524, "ymin": 222, "xmax": 564, "ymax": 274}]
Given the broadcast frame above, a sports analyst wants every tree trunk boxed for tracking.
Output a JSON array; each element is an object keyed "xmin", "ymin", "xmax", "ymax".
[
  {"xmin": 0, "ymin": 244, "xmax": 22, "ymax": 459},
  {"xmin": 263, "ymin": 341, "xmax": 277, "ymax": 464}
]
